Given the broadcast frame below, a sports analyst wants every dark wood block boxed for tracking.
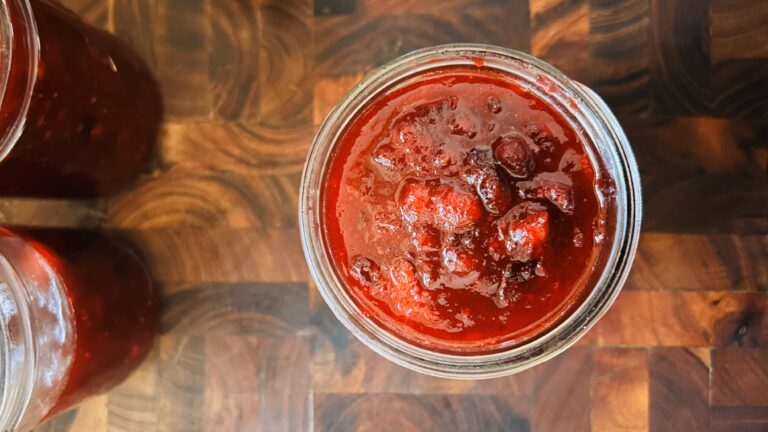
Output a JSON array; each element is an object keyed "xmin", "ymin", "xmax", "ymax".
[
  {"xmin": 711, "ymin": 406, "xmax": 768, "ymax": 432},
  {"xmin": 648, "ymin": 0, "xmax": 712, "ymax": 115},
  {"xmin": 649, "ymin": 348, "xmax": 709, "ymax": 432},
  {"xmin": 642, "ymin": 176, "xmax": 768, "ymax": 234},
  {"xmin": 623, "ymin": 116, "xmax": 768, "ymax": 233},
  {"xmin": 531, "ymin": 347, "xmax": 592, "ymax": 432},
  {"xmin": 313, "ymin": 393, "xmax": 531, "ymax": 432},
  {"xmin": 530, "ymin": 0, "xmax": 590, "ymax": 82},
  {"xmin": 314, "ymin": 0, "xmax": 531, "ymax": 77},
  {"xmin": 711, "ymin": 59, "xmax": 768, "ymax": 119},
  {"xmin": 313, "ymin": 74, "xmax": 365, "ymax": 126},
  {"xmin": 712, "ymin": 349, "xmax": 768, "ymax": 406},
  {"xmin": 208, "ymin": 0, "xmax": 260, "ymax": 121},
  {"xmin": 58, "ymin": 0, "xmax": 109, "ymax": 28},
  {"xmin": 257, "ymin": 0, "xmax": 314, "ymax": 129},
  {"xmin": 204, "ymin": 334, "xmax": 310, "ymax": 431},
  {"xmin": 710, "ymin": 0, "xmax": 768, "ymax": 62},
  {"xmin": 153, "ymin": 0, "xmax": 213, "ymax": 119},
  {"xmin": 162, "ymin": 282, "xmax": 310, "ymax": 335},
  {"xmin": 314, "ymin": 0, "xmax": 356, "ymax": 16},
  {"xmin": 588, "ymin": 0, "xmax": 651, "ymax": 114}
]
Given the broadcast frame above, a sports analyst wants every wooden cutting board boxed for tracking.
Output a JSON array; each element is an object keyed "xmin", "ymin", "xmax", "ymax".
[{"xmin": 24, "ymin": 0, "xmax": 768, "ymax": 430}]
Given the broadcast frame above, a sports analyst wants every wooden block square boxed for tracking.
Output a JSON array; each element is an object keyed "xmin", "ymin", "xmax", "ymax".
[
  {"xmin": 313, "ymin": 393, "xmax": 530, "ymax": 432},
  {"xmin": 588, "ymin": 0, "xmax": 651, "ymax": 114},
  {"xmin": 648, "ymin": 348, "xmax": 709, "ymax": 431},
  {"xmin": 648, "ymin": 0, "xmax": 712, "ymax": 116},
  {"xmin": 710, "ymin": 0, "xmax": 768, "ymax": 62},
  {"xmin": 711, "ymin": 406, "xmax": 768, "ymax": 432},
  {"xmin": 204, "ymin": 334, "xmax": 310, "ymax": 431},
  {"xmin": 530, "ymin": 0, "xmax": 590, "ymax": 82},
  {"xmin": 712, "ymin": 349, "xmax": 768, "ymax": 406},
  {"xmin": 314, "ymin": 0, "xmax": 531, "ymax": 77},
  {"xmin": 531, "ymin": 347, "xmax": 592, "ymax": 432},
  {"xmin": 591, "ymin": 348, "xmax": 649, "ymax": 432}
]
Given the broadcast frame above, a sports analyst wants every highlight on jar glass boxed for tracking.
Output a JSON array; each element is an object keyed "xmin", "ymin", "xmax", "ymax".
[
  {"xmin": 300, "ymin": 44, "xmax": 642, "ymax": 378},
  {"xmin": 0, "ymin": 0, "xmax": 162, "ymax": 197},
  {"xmin": 0, "ymin": 228, "xmax": 159, "ymax": 430}
]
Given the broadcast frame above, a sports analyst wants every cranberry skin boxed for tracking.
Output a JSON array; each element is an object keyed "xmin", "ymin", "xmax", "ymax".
[
  {"xmin": 475, "ymin": 169, "xmax": 511, "ymax": 216},
  {"xmin": 493, "ymin": 134, "xmax": 535, "ymax": 179}
]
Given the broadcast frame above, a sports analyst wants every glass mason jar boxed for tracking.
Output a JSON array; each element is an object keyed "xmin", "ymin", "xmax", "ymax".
[
  {"xmin": 0, "ymin": 228, "xmax": 159, "ymax": 431},
  {"xmin": 0, "ymin": 0, "xmax": 162, "ymax": 197},
  {"xmin": 300, "ymin": 44, "xmax": 642, "ymax": 379}
]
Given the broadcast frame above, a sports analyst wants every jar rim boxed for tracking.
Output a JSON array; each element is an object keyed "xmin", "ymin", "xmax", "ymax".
[
  {"xmin": 0, "ymin": 0, "xmax": 38, "ymax": 162},
  {"xmin": 300, "ymin": 44, "xmax": 642, "ymax": 378}
]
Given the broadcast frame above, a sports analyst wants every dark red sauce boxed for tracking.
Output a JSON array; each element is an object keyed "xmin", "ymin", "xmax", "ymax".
[
  {"xmin": 323, "ymin": 67, "xmax": 607, "ymax": 352},
  {"xmin": 8, "ymin": 229, "xmax": 159, "ymax": 415},
  {"xmin": 0, "ymin": 0, "xmax": 162, "ymax": 197}
]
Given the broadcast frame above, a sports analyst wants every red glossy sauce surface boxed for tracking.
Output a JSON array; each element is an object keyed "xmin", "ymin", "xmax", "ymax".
[
  {"xmin": 323, "ymin": 68, "xmax": 607, "ymax": 352},
  {"xmin": 15, "ymin": 229, "xmax": 159, "ymax": 415},
  {"xmin": 0, "ymin": 0, "xmax": 161, "ymax": 197}
]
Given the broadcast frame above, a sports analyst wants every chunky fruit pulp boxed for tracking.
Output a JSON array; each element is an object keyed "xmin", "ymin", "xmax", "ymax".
[
  {"xmin": 10, "ymin": 229, "xmax": 159, "ymax": 416},
  {"xmin": 0, "ymin": 0, "xmax": 161, "ymax": 197},
  {"xmin": 323, "ymin": 67, "xmax": 608, "ymax": 351}
]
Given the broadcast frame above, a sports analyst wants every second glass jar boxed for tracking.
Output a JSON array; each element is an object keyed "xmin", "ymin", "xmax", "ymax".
[{"xmin": 0, "ymin": 0, "xmax": 162, "ymax": 197}]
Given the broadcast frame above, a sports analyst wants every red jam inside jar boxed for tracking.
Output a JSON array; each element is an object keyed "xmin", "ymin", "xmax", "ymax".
[
  {"xmin": 0, "ymin": 0, "xmax": 162, "ymax": 197},
  {"xmin": 0, "ymin": 228, "xmax": 158, "ymax": 424},
  {"xmin": 323, "ymin": 67, "xmax": 608, "ymax": 352}
]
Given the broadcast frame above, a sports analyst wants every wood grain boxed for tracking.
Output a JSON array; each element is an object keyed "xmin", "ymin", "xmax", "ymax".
[
  {"xmin": 314, "ymin": 393, "xmax": 531, "ymax": 432},
  {"xmin": 588, "ymin": 0, "xmax": 651, "ymax": 114},
  {"xmin": 648, "ymin": 348, "xmax": 709, "ymax": 431},
  {"xmin": 530, "ymin": 0, "xmax": 590, "ymax": 82},
  {"xmin": 154, "ymin": 0, "xmax": 212, "ymax": 119},
  {"xmin": 710, "ymin": 406, "xmax": 768, "ymax": 432},
  {"xmin": 712, "ymin": 348, "xmax": 768, "ymax": 406},
  {"xmin": 127, "ymin": 229, "xmax": 307, "ymax": 284},
  {"xmin": 591, "ymin": 348, "xmax": 649, "ymax": 432},
  {"xmin": 108, "ymin": 168, "xmax": 301, "ymax": 229},
  {"xmin": 531, "ymin": 347, "xmax": 592, "ymax": 432},
  {"xmin": 257, "ymin": 0, "xmax": 314, "ymax": 129},
  {"xmin": 590, "ymin": 291, "xmax": 768, "ymax": 347},
  {"xmin": 628, "ymin": 234, "xmax": 768, "ymax": 291},
  {"xmin": 208, "ymin": 0, "xmax": 260, "ymax": 122},
  {"xmin": 710, "ymin": 0, "xmax": 768, "ymax": 62},
  {"xmin": 314, "ymin": 0, "xmax": 531, "ymax": 77},
  {"xmin": 648, "ymin": 0, "xmax": 712, "ymax": 115},
  {"xmin": 157, "ymin": 122, "xmax": 312, "ymax": 174}
]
